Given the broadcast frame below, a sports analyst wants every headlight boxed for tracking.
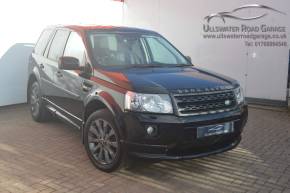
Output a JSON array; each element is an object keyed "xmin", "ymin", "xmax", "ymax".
[
  {"xmin": 234, "ymin": 86, "xmax": 244, "ymax": 104},
  {"xmin": 125, "ymin": 91, "xmax": 173, "ymax": 114}
]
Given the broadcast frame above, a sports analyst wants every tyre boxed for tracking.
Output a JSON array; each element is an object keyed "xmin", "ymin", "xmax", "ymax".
[
  {"xmin": 84, "ymin": 109, "xmax": 123, "ymax": 172},
  {"xmin": 29, "ymin": 81, "xmax": 51, "ymax": 122}
]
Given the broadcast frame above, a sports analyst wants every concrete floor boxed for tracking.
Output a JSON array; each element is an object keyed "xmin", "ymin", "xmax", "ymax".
[{"xmin": 0, "ymin": 105, "xmax": 289, "ymax": 193}]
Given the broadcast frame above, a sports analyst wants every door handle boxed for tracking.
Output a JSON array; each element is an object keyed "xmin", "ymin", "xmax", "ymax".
[
  {"xmin": 40, "ymin": 64, "xmax": 44, "ymax": 69},
  {"xmin": 56, "ymin": 71, "xmax": 63, "ymax": 78},
  {"xmin": 82, "ymin": 81, "xmax": 93, "ymax": 92}
]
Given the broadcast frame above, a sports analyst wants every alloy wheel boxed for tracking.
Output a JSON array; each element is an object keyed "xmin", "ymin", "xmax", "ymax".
[
  {"xmin": 30, "ymin": 83, "xmax": 40, "ymax": 117},
  {"xmin": 88, "ymin": 119, "xmax": 119, "ymax": 165}
]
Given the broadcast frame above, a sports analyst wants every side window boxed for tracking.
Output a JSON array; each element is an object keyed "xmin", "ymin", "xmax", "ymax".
[
  {"xmin": 63, "ymin": 32, "xmax": 86, "ymax": 66},
  {"xmin": 146, "ymin": 37, "xmax": 177, "ymax": 64},
  {"xmin": 48, "ymin": 30, "xmax": 70, "ymax": 61},
  {"xmin": 34, "ymin": 29, "xmax": 53, "ymax": 55}
]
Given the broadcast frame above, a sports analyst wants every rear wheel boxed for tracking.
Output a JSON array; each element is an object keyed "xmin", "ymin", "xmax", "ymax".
[
  {"xmin": 84, "ymin": 109, "xmax": 123, "ymax": 172},
  {"xmin": 29, "ymin": 81, "xmax": 51, "ymax": 122}
]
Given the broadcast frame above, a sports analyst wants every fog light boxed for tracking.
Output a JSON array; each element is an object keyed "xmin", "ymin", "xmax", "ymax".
[{"xmin": 146, "ymin": 125, "xmax": 158, "ymax": 136}]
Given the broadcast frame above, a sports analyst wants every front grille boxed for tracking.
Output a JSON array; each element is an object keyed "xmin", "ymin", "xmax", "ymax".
[{"xmin": 173, "ymin": 90, "xmax": 237, "ymax": 116}]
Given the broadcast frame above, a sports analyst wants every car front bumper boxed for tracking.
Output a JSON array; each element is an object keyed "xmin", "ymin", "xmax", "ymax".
[{"xmin": 122, "ymin": 105, "xmax": 248, "ymax": 160}]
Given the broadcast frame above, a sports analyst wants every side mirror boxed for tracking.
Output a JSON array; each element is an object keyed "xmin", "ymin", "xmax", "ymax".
[
  {"xmin": 186, "ymin": 56, "xmax": 192, "ymax": 63},
  {"xmin": 58, "ymin": 56, "xmax": 80, "ymax": 70}
]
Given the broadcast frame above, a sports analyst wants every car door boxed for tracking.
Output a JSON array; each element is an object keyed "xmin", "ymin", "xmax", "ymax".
[
  {"xmin": 33, "ymin": 28, "xmax": 55, "ymax": 100},
  {"xmin": 44, "ymin": 29, "xmax": 70, "ymax": 108},
  {"xmin": 55, "ymin": 31, "xmax": 92, "ymax": 125}
]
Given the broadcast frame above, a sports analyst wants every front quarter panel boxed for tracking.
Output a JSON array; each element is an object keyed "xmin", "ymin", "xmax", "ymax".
[{"xmin": 83, "ymin": 83, "xmax": 127, "ymax": 138}]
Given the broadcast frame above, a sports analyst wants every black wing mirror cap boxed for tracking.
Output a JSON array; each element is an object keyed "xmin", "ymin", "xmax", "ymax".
[
  {"xmin": 58, "ymin": 56, "xmax": 80, "ymax": 70},
  {"xmin": 186, "ymin": 56, "xmax": 192, "ymax": 64}
]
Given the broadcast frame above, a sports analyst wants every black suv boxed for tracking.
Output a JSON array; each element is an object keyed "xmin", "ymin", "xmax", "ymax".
[{"xmin": 27, "ymin": 25, "xmax": 248, "ymax": 172}]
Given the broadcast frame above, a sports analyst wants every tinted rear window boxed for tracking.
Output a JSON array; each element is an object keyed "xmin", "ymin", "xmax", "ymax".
[
  {"xmin": 34, "ymin": 29, "xmax": 53, "ymax": 55},
  {"xmin": 48, "ymin": 30, "xmax": 70, "ymax": 61}
]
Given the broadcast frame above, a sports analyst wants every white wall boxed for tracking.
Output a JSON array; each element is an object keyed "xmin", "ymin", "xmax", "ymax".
[
  {"xmin": 123, "ymin": 0, "xmax": 290, "ymax": 102},
  {"xmin": 0, "ymin": 0, "xmax": 289, "ymax": 106},
  {"xmin": 0, "ymin": 0, "xmax": 123, "ymax": 106}
]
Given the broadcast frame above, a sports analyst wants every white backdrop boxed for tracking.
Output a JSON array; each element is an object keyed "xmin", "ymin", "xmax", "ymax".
[
  {"xmin": 123, "ymin": 0, "xmax": 290, "ymax": 103},
  {"xmin": 0, "ymin": 0, "xmax": 289, "ymax": 106},
  {"xmin": 0, "ymin": 0, "xmax": 123, "ymax": 106}
]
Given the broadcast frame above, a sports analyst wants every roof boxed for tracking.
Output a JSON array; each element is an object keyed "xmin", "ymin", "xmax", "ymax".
[{"xmin": 63, "ymin": 25, "xmax": 158, "ymax": 34}]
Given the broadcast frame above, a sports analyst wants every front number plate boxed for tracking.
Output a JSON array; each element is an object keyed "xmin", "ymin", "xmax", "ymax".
[{"xmin": 197, "ymin": 122, "xmax": 234, "ymax": 138}]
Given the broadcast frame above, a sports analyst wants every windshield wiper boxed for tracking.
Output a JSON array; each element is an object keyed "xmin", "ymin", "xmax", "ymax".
[
  {"xmin": 124, "ymin": 64, "xmax": 164, "ymax": 68},
  {"xmin": 119, "ymin": 64, "xmax": 193, "ymax": 69},
  {"xmin": 174, "ymin": 64, "xmax": 193, "ymax": 67},
  {"xmin": 130, "ymin": 64, "xmax": 193, "ymax": 68}
]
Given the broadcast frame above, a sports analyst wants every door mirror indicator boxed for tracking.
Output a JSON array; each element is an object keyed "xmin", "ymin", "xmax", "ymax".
[{"xmin": 58, "ymin": 56, "xmax": 80, "ymax": 70}]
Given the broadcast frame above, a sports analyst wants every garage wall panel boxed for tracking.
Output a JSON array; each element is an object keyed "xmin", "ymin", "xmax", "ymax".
[{"xmin": 123, "ymin": 0, "xmax": 289, "ymax": 102}]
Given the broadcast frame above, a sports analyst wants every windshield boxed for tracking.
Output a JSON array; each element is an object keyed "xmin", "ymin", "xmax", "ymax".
[{"xmin": 88, "ymin": 32, "xmax": 190, "ymax": 67}]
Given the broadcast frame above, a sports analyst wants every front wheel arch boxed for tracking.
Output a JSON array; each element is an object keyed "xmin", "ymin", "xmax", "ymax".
[
  {"xmin": 84, "ymin": 109, "xmax": 124, "ymax": 172},
  {"xmin": 82, "ymin": 98, "xmax": 126, "ymax": 144}
]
